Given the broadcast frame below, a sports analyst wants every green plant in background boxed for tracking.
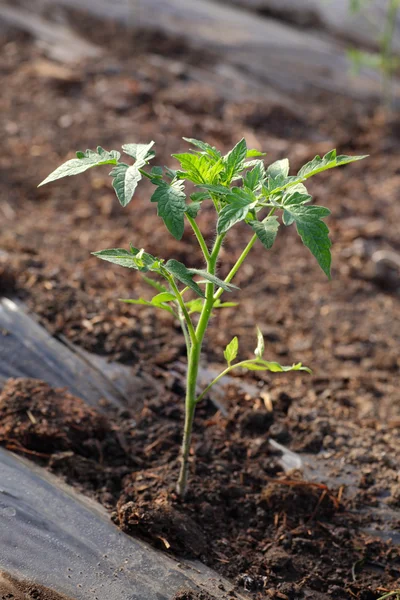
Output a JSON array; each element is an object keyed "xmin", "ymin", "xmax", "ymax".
[
  {"xmin": 39, "ymin": 139, "xmax": 367, "ymax": 496},
  {"xmin": 348, "ymin": 0, "xmax": 400, "ymax": 108},
  {"xmin": 376, "ymin": 592, "xmax": 400, "ymax": 600}
]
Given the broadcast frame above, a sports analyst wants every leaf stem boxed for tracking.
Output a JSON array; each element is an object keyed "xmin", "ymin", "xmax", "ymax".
[
  {"xmin": 167, "ymin": 275, "xmax": 197, "ymax": 345},
  {"xmin": 186, "ymin": 213, "xmax": 210, "ymax": 261},
  {"xmin": 195, "ymin": 360, "xmax": 257, "ymax": 404},
  {"xmin": 214, "ymin": 208, "xmax": 276, "ymax": 301}
]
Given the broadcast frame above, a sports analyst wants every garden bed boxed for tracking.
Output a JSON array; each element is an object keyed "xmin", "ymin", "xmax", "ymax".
[{"xmin": 0, "ymin": 6, "xmax": 399, "ymax": 600}]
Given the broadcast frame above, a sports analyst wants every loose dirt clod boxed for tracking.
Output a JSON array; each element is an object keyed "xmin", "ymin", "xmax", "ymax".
[{"xmin": 0, "ymin": 378, "xmax": 125, "ymax": 462}]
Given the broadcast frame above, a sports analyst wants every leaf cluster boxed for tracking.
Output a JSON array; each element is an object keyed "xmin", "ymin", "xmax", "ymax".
[{"xmin": 40, "ymin": 139, "xmax": 366, "ymax": 280}]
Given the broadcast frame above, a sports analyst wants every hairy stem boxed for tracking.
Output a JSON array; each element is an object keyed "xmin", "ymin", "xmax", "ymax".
[
  {"xmin": 186, "ymin": 214, "xmax": 210, "ymax": 261},
  {"xmin": 176, "ymin": 234, "xmax": 224, "ymax": 497}
]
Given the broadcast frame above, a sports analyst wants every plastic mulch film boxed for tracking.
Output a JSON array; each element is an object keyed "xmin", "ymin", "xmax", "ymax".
[{"xmin": 0, "ymin": 448, "xmax": 248, "ymax": 600}]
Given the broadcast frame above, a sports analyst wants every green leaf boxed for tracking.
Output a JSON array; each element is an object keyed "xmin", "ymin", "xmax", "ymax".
[
  {"xmin": 165, "ymin": 259, "xmax": 205, "ymax": 298},
  {"xmin": 185, "ymin": 298, "xmax": 237, "ymax": 314},
  {"xmin": 151, "ymin": 292, "xmax": 176, "ymax": 304},
  {"xmin": 222, "ymin": 138, "xmax": 247, "ymax": 183},
  {"xmin": 185, "ymin": 202, "xmax": 202, "ymax": 219},
  {"xmin": 249, "ymin": 216, "xmax": 280, "ymax": 249},
  {"xmin": 190, "ymin": 192, "xmax": 210, "ymax": 203},
  {"xmin": 110, "ymin": 162, "xmax": 144, "ymax": 207},
  {"xmin": 109, "ymin": 141, "xmax": 155, "ymax": 207},
  {"xmin": 182, "ymin": 138, "xmax": 221, "ymax": 161},
  {"xmin": 241, "ymin": 360, "xmax": 311, "ymax": 373},
  {"xmin": 246, "ymin": 149, "xmax": 266, "ymax": 158},
  {"xmin": 141, "ymin": 275, "xmax": 168, "ymax": 293},
  {"xmin": 187, "ymin": 269, "xmax": 239, "ymax": 292},
  {"xmin": 243, "ymin": 162, "xmax": 264, "ymax": 191},
  {"xmin": 217, "ymin": 199, "xmax": 252, "ymax": 234},
  {"xmin": 254, "ymin": 327, "xmax": 265, "ymax": 359},
  {"xmin": 119, "ymin": 297, "xmax": 174, "ymax": 315},
  {"xmin": 267, "ymin": 158, "xmax": 289, "ymax": 179},
  {"xmin": 38, "ymin": 148, "xmax": 120, "ymax": 186},
  {"xmin": 298, "ymin": 149, "xmax": 368, "ymax": 179},
  {"xmin": 282, "ymin": 190, "xmax": 312, "ymax": 206},
  {"xmin": 92, "ymin": 247, "xmax": 161, "ymax": 273},
  {"xmin": 173, "ymin": 152, "xmax": 223, "ymax": 184},
  {"xmin": 224, "ymin": 336, "xmax": 238, "ymax": 365},
  {"xmin": 282, "ymin": 205, "xmax": 332, "ymax": 277},
  {"xmin": 122, "ymin": 141, "xmax": 155, "ymax": 161},
  {"xmin": 151, "ymin": 180, "xmax": 187, "ymax": 240},
  {"xmin": 185, "ymin": 298, "xmax": 205, "ymax": 314}
]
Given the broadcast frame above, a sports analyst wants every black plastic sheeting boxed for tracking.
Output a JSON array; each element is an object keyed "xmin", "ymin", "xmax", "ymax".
[
  {"xmin": 0, "ymin": 448, "xmax": 246, "ymax": 600},
  {"xmin": 0, "ymin": 298, "xmax": 156, "ymax": 409}
]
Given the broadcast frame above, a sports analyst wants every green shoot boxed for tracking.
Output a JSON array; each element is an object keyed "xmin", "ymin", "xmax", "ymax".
[
  {"xmin": 39, "ymin": 138, "xmax": 367, "ymax": 497},
  {"xmin": 347, "ymin": 0, "xmax": 400, "ymax": 110}
]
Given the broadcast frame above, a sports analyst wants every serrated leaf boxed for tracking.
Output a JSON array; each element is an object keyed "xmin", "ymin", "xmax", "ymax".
[
  {"xmin": 92, "ymin": 247, "xmax": 161, "ymax": 273},
  {"xmin": 222, "ymin": 138, "xmax": 247, "ymax": 183},
  {"xmin": 282, "ymin": 190, "xmax": 312, "ymax": 206},
  {"xmin": 182, "ymin": 138, "xmax": 221, "ymax": 160},
  {"xmin": 267, "ymin": 158, "xmax": 289, "ymax": 179},
  {"xmin": 151, "ymin": 292, "xmax": 176, "ymax": 304},
  {"xmin": 190, "ymin": 192, "xmax": 210, "ymax": 203},
  {"xmin": 244, "ymin": 162, "xmax": 264, "ymax": 191},
  {"xmin": 224, "ymin": 336, "xmax": 238, "ymax": 365},
  {"xmin": 217, "ymin": 199, "xmax": 252, "ymax": 234},
  {"xmin": 185, "ymin": 202, "xmax": 202, "ymax": 219},
  {"xmin": 39, "ymin": 148, "xmax": 120, "ymax": 186},
  {"xmin": 254, "ymin": 327, "xmax": 265, "ymax": 359},
  {"xmin": 249, "ymin": 216, "xmax": 280, "ymax": 249},
  {"xmin": 187, "ymin": 269, "xmax": 239, "ymax": 292},
  {"xmin": 141, "ymin": 275, "xmax": 168, "ymax": 293},
  {"xmin": 240, "ymin": 360, "xmax": 311, "ymax": 373},
  {"xmin": 122, "ymin": 141, "xmax": 155, "ymax": 161},
  {"xmin": 151, "ymin": 180, "xmax": 186, "ymax": 240},
  {"xmin": 173, "ymin": 152, "xmax": 223, "ymax": 184},
  {"xmin": 298, "ymin": 149, "xmax": 368, "ymax": 179},
  {"xmin": 110, "ymin": 161, "xmax": 146, "ymax": 207},
  {"xmin": 185, "ymin": 298, "xmax": 205, "ymax": 314},
  {"xmin": 165, "ymin": 259, "xmax": 205, "ymax": 298},
  {"xmin": 282, "ymin": 205, "xmax": 332, "ymax": 277}
]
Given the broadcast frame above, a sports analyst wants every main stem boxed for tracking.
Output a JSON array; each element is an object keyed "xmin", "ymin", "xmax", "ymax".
[{"xmin": 176, "ymin": 235, "xmax": 224, "ymax": 497}]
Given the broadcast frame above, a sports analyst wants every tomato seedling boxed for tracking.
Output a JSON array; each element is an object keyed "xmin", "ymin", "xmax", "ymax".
[{"xmin": 40, "ymin": 139, "xmax": 367, "ymax": 496}]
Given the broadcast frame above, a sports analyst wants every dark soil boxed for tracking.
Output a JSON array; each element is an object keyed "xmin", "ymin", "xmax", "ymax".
[
  {"xmin": 172, "ymin": 590, "xmax": 219, "ymax": 600},
  {"xmin": 0, "ymin": 572, "xmax": 75, "ymax": 600},
  {"xmin": 0, "ymin": 7, "xmax": 400, "ymax": 600}
]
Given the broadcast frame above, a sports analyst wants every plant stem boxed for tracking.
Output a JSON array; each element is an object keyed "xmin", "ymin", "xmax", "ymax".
[
  {"xmin": 214, "ymin": 208, "xmax": 276, "ymax": 301},
  {"xmin": 176, "ymin": 234, "xmax": 224, "ymax": 497},
  {"xmin": 186, "ymin": 214, "xmax": 210, "ymax": 261},
  {"xmin": 167, "ymin": 276, "xmax": 197, "ymax": 346}
]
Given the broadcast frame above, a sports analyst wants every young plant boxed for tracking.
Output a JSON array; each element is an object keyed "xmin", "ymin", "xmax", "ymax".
[
  {"xmin": 347, "ymin": 0, "xmax": 400, "ymax": 109},
  {"xmin": 39, "ymin": 139, "xmax": 367, "ymax": 497}
]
